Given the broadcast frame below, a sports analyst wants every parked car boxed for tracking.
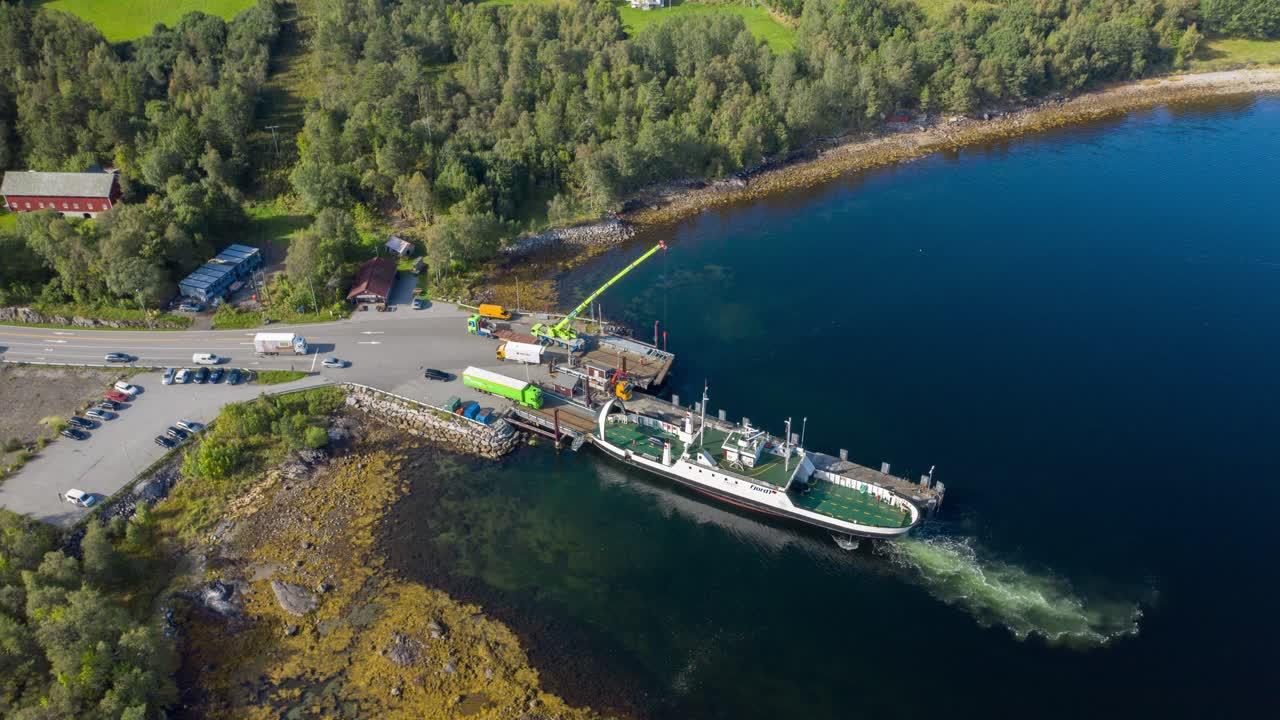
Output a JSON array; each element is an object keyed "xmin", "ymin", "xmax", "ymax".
[
  {"xmin": 321, "ymin": 357, "xmax": 349, "ymax": 369},
  {"xmin": 154, "ymin": 435, "xmax": 176, "ymax": 449},
  {"xmin": 113, "ymin": 380, "xmax": 139, "ymax": 396},
  {"xmin": 192, "ymin": 353, "xmax": 221, "ymax": 365},
  {"xmin": 209, "ymin": 367, "xmax": 224, "ymax": 384},
  {"xmin": 104, "ymin": 352, "xmax": 133, "ymax": 363},
  {"xmin": 85, "ymin": 408, "xmax": 114, "ymax": 421},
  {"xmin": 105, "ymin": 390, "xmax": 131, "ymax": 403},
  {"xmin": 226, "ymin": 368, "xmax": 242, "ymax": 385},
  {"xmin": 62, "ymin": 489, "xmax": 97, "ymax": 507},
  {"xmin": 162, "ymin": 367, "xmax": 176, "ymax": 385},
  {"xmin": 175, "ymin": 368, "xmax": 191, "ymax": 384},
  {"xmin": 175, "ymin": 420, "xmax": 202, "ymax": 433},
  {"xmin": 97, "ymin": 399, "xmax": 121, "ymax": 411},
  {"xmin": 178, "ymin": 302, "xmax": 204, "ymax": 312},
  {"xmin": 67, "ymin": 416, "xmax": 95, "ymax": 429},
  {"xmin": 60, "ymin": 428, "xmax": 89, "ymax": 441},
  {"xmin": 424, "ymin": 368, "xmax": 451, "ymax": 381},
  {"xmin": 164, "ymin": 427, "xmax": 188, "ymax": 441},
  {"xmin": 194, "ymin": 367, "xmax": 209, "ymax": 384}
]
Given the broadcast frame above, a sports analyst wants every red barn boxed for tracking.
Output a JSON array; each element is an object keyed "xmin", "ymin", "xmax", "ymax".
[{"xmin": 1, "ymin": 170, "xmax": 122, "ymax": 219}]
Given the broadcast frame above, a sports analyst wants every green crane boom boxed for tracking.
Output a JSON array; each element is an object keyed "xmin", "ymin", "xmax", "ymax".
[{"xmin": 532, "ymin": 241, "xmax": 666, "ymax": 348}]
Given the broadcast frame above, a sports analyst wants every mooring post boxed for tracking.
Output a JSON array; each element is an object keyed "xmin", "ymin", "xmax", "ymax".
[{"xmin": 553, "ymin": 408, "xmax": 562, "ymax": 452}]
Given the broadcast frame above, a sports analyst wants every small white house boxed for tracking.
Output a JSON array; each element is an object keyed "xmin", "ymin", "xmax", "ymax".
[
  {"xmin": 385, "ymin": 235, "xmax": 414, "ymax": 257},
  {"xmin": 630, "ymin": 0, "xmax": 663, "ymax": 9}
]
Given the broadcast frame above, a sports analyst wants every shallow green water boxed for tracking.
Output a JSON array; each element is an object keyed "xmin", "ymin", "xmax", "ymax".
[{"xmin": 388, "ymin": 95, "xmax": 1280, "ymax": 718}]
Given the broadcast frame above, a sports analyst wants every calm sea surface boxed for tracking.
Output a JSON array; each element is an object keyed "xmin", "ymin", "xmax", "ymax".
[{"xmin": 387, "ymin": 96, "xmax": 1280, "ymax": 718}]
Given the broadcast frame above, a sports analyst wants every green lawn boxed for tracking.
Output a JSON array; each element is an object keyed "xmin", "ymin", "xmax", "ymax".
[
  {"xmin": 614, "ymin": 1, "xmax": 795, "ymax": 52},
  {"xmin": 244, "ymin": 201, "xmax": 312, "ymax": 257},
  {"xmin": 1191, "ymin": 36, "xmax": 1280, "ymax": 71},
  {"xmin": 481, "ymin": 0, "xmax": 796, "ymax": 52},
  {"xmin": 254, "ymin": 369, "xmax": 309, "ymax": 385},
  {"xmin": 0, "ymin": 210, "xmax": 16, "ymax": 232},
  {"xmin": 38, "ymin": 0, "xmax": 258, "ymax": 42}
]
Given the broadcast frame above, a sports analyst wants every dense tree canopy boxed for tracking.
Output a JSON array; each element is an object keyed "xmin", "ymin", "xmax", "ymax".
[
  {"xmin": 0, "ymin": 0, "xmax": 1261, "ymax": 299},
  {"xmin": 292, "ymin": 0, "xmax": 1212, "ymax": 243},
  {"xmin": 0, "ymin": 511, "xmax": 175, "ymax": 719},
  {"xmin": 0, "ymin": 1, "xmax": 280, "ymax": 307}
]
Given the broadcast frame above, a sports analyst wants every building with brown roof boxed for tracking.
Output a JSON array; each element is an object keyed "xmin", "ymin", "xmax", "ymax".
[{"xmin": 347, "ymin": 257, "xmax": 398, "ymax": 304}]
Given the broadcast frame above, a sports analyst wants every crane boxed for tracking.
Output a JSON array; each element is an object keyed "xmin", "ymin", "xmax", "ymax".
[{"xmin": 531, "ymin": 241, "xmax": 666, "ymax": 351}]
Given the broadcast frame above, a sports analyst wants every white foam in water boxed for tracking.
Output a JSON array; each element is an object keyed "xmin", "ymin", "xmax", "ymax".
[{"xmin": 886, "ymin": 534, "xmax": 1143, "ymax": 647}]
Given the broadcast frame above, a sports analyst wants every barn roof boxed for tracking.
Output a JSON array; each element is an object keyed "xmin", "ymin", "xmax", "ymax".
[
  {"xmin": 0, "ymin": 171, "xmax": 117, "ymax": 198},
  {"xmin": 346, "ymin": 257, "xmax": 397, "ymax": 301}
]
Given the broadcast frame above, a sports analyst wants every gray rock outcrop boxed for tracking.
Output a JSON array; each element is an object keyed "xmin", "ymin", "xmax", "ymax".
[{"xmin": 271, "ymin": 580, "xmax": 319, "ymax": 616}]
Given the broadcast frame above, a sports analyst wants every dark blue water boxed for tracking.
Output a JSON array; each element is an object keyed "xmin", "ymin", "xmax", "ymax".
[{"xmin": 390, "ymin": 96, "xmax": 1280, "ymax": 718}]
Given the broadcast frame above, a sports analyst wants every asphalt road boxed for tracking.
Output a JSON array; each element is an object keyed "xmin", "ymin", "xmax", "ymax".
[{"xmin": 0, "ymin": 302, "xmax": 573, "ymax": 525}]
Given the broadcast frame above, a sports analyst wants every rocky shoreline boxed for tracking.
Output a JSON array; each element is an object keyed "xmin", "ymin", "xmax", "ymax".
[
  {"xmin": 502, "ymin": 68, "xmax": 1280, "ymax": 281},
  {"xmin": 618, "ymin": 68, "xmax": 1280, "ymax": 229},
  {"xmin": 172, "ymin": 418, "xmax": 607, "ymax": 719}
]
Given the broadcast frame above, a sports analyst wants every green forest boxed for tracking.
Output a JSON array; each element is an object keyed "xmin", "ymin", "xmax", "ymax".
[{"xmin": 0, "ymin": 0, "xmax": 1277, "ymax": 317}]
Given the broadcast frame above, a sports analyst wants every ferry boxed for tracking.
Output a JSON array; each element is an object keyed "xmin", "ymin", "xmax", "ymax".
[{"xmin": 592, "ymin": 393, "xmax": 921, "ymax": 541}]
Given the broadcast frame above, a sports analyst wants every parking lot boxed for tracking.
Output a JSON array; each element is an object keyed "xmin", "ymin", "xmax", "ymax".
[{"xmin": 0, "ymin": 370, "xmax": 330, "ymax": 526}]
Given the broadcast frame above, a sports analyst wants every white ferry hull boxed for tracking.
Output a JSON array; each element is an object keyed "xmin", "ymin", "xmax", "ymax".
[{"xmin": 592, "ymin": 436, "xmax": 915, "ymax": 540}]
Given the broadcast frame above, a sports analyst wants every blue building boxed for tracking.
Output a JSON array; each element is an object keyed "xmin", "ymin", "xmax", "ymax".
[{"xmin": 177, "ymin": 244, "xmax": 263, "ymax": 303}]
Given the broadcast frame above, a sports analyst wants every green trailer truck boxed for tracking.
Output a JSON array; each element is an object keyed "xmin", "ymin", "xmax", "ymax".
[{"xmin": 462, "ymin": 366, "xmax": 544, "ymax": 409}]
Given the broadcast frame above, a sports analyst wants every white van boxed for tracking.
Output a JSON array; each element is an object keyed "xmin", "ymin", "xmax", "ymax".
[{"xmin": 192, "ymin": 353, "xmax": 221, "ymax": 365}]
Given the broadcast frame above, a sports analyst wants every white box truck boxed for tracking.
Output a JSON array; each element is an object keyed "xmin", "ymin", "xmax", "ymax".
[
  {"xmin": 253, "ymin": 332, "xmax": 308, "ymax": 355},
  {"xmin": 496, "ymin": 340, "xmax": 544, "ymax": 364}
]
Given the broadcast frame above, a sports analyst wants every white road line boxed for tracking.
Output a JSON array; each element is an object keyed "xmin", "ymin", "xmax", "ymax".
[
  {"xmin": 360, "ymin": 331, "xmax": 384, "ymax": 335},
  {"xmin": 309, "ymin": 353, "xmax": 318, "ymax": 372},
  {"xmin": 356, "ymin": 341, "xmax": 382, "ymax": 345},
  {"xmin": 53, "ymin": 331, "xmax": 75, "ymax": 336}
]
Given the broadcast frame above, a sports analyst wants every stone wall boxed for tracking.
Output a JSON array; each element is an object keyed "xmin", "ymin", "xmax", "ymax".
[
  {"xmin": 0, "ymin": 306, "xmax": 176, "ymax": 329},
  {"xmin": 343, "ymin": 385, "xmax": 522, "ymax": 459},
  {"xmin": 500, "ymin": 218, "xmax": 635, "ymax": 258}
]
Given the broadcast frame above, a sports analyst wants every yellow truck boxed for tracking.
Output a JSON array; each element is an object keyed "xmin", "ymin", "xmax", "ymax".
[{"xmin": 478, "ymin": 304, "xmax": 512, "ymax": 320}]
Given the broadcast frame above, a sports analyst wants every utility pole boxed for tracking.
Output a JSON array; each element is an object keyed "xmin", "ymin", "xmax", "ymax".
[
  {"xmin": 134, "ymin": 288, "xmax": 148, "ymax": 328},
  {"xmin": 307, "ymin": 275, "xmax": 319, "ymax": 315},
  {"xmin": 265, "ymin": 125, "xmax": 282, "ymax": 156}
]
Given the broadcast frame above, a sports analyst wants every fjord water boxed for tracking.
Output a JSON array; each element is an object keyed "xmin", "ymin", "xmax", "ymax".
[{"xmin": 389, "ymin": 96, "xmax": 1280, "ymax": 718}]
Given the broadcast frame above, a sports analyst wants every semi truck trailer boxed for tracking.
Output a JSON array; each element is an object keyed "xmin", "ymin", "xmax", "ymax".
[
  {"xmin": 496, "ymin": 341, "xmax": 544, "ymax": 364},
  {"xmin": 253, "ymin": 332, "xmax": 308, "ymax": 355},
  {"xmin": 462, "ymin": 366, "xmax": 544, "ymax": 409}
]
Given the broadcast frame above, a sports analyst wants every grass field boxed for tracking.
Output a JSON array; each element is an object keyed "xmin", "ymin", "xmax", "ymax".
[
  {"xmin": 481, "ymin": 0, "xmax": 795, "ymax": 52},
  {"xmin": 1191, "ymin": 36, "xmax": 1280, "ymax": 71},
  {"xmin": 0, "ymin": 210, "xmax": 15, "ymax": 232},
  {"xmin": 38, "ymin": 0, "xmax": 257, "ymax": 42},
  {"xmin": 614, "ymin": 1, "xmax": 795, "ymax": 51}
]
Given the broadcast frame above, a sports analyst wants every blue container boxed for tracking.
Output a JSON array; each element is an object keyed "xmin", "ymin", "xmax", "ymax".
[
  {"xmin": 475, "ymin": 408, "xmax": 495, "ymax": 425},
  {"xmin": 462, "ymin": 401, "xmax": 480, "ymax": 420}
]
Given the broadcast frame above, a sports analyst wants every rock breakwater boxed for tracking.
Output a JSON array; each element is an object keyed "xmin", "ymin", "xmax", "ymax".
[
  {"xmin": 502, "ymin": 218, "xmax": 635, "ymax": 259},
  {"xmin": 343, "ymin": 384, "xmax": 521, "ymax": 459}
]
